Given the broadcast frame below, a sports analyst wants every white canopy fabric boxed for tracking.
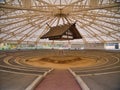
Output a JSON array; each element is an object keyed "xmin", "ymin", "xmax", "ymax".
[{"xmin": 0, "ymin": 0, "xmax": 120, "ymax": 44}]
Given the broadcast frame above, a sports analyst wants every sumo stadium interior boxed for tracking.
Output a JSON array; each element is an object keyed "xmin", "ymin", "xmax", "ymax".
[{"xmin": 0, "ymin": 0, "xmax": 120, "ymax": 90}]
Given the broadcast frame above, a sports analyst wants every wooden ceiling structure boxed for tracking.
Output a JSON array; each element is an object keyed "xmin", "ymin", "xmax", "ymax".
[{"xmin": 0, "ymin": 0, "xmax": 120, "ymax": 44}]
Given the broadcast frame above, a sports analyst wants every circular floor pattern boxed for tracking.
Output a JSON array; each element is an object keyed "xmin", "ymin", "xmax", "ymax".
[
  {"xmin": 0, "ymin": 53, "xmax": 51, "ymax": 75},
  {"xmin": 0, "ymin": 50, "xmax": 120, "ymax": 75},
  {"xmin": 40, "ymin": 56, "xmax": 82, "ymax": 64},
  {"xmin": 25, "ymin": 56, "xmax": 97, "ymax": 69}
]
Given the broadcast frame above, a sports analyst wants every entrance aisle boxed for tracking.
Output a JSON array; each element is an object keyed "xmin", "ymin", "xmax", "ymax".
[{"xmin": 35, "ymin": 69, "xmax": 81, "ymax": 90}]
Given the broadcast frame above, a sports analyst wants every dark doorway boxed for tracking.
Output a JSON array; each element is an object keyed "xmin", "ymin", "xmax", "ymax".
[{"xmin": 115, "ymin": 43, "xmax": 119, "ymax": 49}]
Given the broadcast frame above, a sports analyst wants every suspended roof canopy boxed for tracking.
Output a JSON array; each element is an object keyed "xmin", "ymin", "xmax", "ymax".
[
  {"xmin": 41, "ymin": 23, "xmax": 82, "ymax": 40},
  {"xmin": 0, "ymin": 0, "xmax": 120, "ymax": 44}
]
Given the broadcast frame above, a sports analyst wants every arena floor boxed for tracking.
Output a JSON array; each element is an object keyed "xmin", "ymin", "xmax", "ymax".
[{"xmin": 0, "ymin": 49, "xmax": 120, "ymax": 90}]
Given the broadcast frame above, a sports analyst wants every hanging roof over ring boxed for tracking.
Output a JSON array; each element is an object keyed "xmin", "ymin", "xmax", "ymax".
[
  {"xmin": 0, "ymin": 0, "xmax": 120, "ymax": 44},
  {"xmin": 41, "ymin": 23, "xmax": 82, "ymax": 40}
]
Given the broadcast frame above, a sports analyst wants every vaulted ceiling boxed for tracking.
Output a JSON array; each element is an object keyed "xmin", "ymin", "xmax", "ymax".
[{"xmin": 0, "ymin": 0, "xmax": 120, "ymax": 44}]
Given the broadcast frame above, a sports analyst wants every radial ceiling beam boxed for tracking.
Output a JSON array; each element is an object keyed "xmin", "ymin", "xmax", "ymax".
[
  {"xmin": 17, "ymin": 16, "xmax": 52, "ymax": 44},
  {"xmin": 74, "ymin": 14, "xmax": 119, "ymax": 32},
  {"xmin": 0, "ymin": 15, "xmax": 47, "ymax": 42},
  {"xmin": 74, "ymin": 3, "xmax": 120, "ymax": 12},
  {"xmin": 94, "ymin": 18, "xmax": 120, "ymax": 26},
  {"xmin": 72, "ymin": 15, "xmax": 120, "ymax": 40},
  {"xmin": 0, "ymin": 5, "xmax": 51, "ymax": 12},
  {"xmin": 1, "ymin": 15, "xmax": 45, "ymax": 33},
  {"xmin": 36, "ymin": 17, "xmax": 58, "ymax": 43},
  {"xmin": 34, "ymin": 18, "xmax": 56, "ymax": 44},
  {"xmin": 67, "ymin": 16, "xmax": 87, "ymax": 43},
  {"xmin": 70, "ymin": 16, "xmax": 106, "ymax": 42},
  {"xmin": 2, "ymin": 25, "xmax": 33, "ymax": 42},
  {"xmin": 0, "ymin": 18, "xmax": 29, "ymax": 28},
  {"xmin": 73, "ymin": 13, "xmax": 120, "ymax": 31},
  {"xmin": 71, "ymin": 12, "xmax": 120, "ymax": 19},
  {"xmin": 71, "ymin": 14, "xmax": 120, "ymax": 41},
  {"xmin": 0, "ymin": 14, "xmax": 40, "ymax": 20}
]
